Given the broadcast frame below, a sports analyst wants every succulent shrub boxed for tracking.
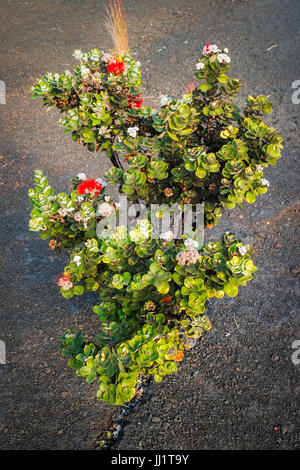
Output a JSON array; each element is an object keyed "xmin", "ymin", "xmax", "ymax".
[
  {"xmin": 29, "ymin": 170, "xmax": 256, "ymax": 404},
  {"xmin": 31, "ymin": 42, "xmax": 282, "ymax": 229},
  {"xmin": 30, "ymin": 48, "xmax": 151, "ymax": 169},
  {"xmin": 28, "ymin": 4, "xmax": 282, "ymax": 406}
]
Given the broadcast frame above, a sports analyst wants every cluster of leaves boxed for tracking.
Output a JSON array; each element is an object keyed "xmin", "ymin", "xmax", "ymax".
[
  {"xmin": 31, "ymin": 46, "xmax": 282, "ymax": 229},
  {"xmin": 28, "ymin": 173, "xmax": 256, "ymax": 404},
  {"xmin": 106, "ymin": 51, "xmax": 282, "ymax": 228},
  {"xmin": 29, "ymin": 43, "xmax": 281, "ymax": 405},
  {"xmin": 31, "ymin": 49, "xmax": 151, "ymax": 160},
  {"xmin": 28, "ymin": 170, "xmax": 117, "ymax": 252},
  {"xmin": 59, "ymin": 221, "xmax": 256, "ymax": 404}
]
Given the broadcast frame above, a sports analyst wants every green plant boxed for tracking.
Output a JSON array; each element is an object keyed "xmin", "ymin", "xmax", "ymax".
[
  {"xmin": 31, "ymin": 42, "xmax": 282, "ymax": 228},
  {"xmin": 29, "ymin": 172, "xmax": 256, "ymax": 404},
  {"xmin": 28, "ymin": 8, "xmax": 282, "ymax": 406},
  {"xmin": 30, "ymin": 47, "xmax": 149, "ymax": 169}
]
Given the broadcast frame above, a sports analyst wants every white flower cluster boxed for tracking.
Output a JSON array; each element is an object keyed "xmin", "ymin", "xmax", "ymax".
[
  {"xmin": 58, "ymin": 206, "xmax": 75, "ymax": 217},
  {"xmin": 73, "ymin": 255, "xmax": 81, "ymax": 266},
  {"xmin": 97, "ymin": 202, "xmax": 114, "ymax": 217},
  {"xmin": 256, "ymin": 165, "xmax": 264, "ymax": 172},
  {"xmin": 57, "ymin": 208, "xmax": 67, "ymax": 218},
  {"xmin": 261, "ymin": 178, "xmax": 270, "ymax": 187},
  {"xmin": 159, "ymin": 231, "xmax": 175, "ymax": 242},
  {"xmin": 202, "ymin": 43, "xmax": 220, "ymax": 55},
  {"xmin": 73, "ymin": 50, "xmax": 83, "ymax": 61},
  {"xmin": 127, "ymin": 126, "xmax": 139, "ymax": 138},
  {"xmin": 73, "ymin": 50, "xmax": 89, "ymax": 63},
  {"xmin": 238, "ymin": 245, "xmax": 247, "ymax": 256},
  {"xmin": 217, "ymin": 52, "xmax": 231, "ymax": 64},
  {"xmin": 40, "ymin": 83, "xmax": 51, "ymax": 93},
  {"xmin": 80, "ymin": 65, "xmax": 90, "ymax": 79},
  {"xmin": 77, "ymin": 173, "xmax": 86, "ymax": 180},
  {"xmin": 184, "ymin": 238, "xmax": 199, "ymax": 250},
  {"xmin": 202, "ymin": 44, "xmax": 230, "ymax": 63},
  {"xmin": 97, "ymin": 126, "xmax": 109, "ymax": 136},
  {"xmin": 176, "ymin": 250, "xmax": 200, "ymax": 266},
  {"xmin": 196, "ymin": 62, "xmax": 205, "ymax": 70},
  {"xmin": 159, "ymin": 95, "xmax": 169, "ymax": 106},
  {"xmin": 73, "ymin": 211, "xmax": 83, "ymax": 222}
]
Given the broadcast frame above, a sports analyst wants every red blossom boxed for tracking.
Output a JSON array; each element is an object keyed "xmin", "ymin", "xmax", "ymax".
[
  {"xmin": 77, "ymin": 179, "xmax": 103, "ymax": 196},
  {"xmin": 107, "ymin": 60, "xmax": 125, "ymax": 75},
  {"xmin": 55, "ymin": 273, "xmax": 73, "ymax": 290},
  {"xmin": 127, "ymin": 94, "xmax": 143, "ymax": 108},
  {"xmin": 161, "ymin": 295, "xmax": 173, "ymax": 304},
  {"xmin": 55, "ymin": 273, "xmax": 70, "ymax": 283},
  {"xmin": 205, "ymin": 41, "xmax": 210, "ymax": 53}
]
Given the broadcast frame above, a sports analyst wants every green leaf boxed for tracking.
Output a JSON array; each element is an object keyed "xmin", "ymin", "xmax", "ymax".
[
  {"xmin": 167, "ymin": 131, "xmax": 179, "ymax": 142},
  {"xmin": 73, "ymin": 285, "xmax": 84, "ymax": 295},
  {"xmin": 199, "ymin": 83, "xmax": 212, "ymax": 92},
  {"xmin": 245, "ymin": 191, "xmax": 256, "ymax": 204},
  {"xmin": 224, "ymin": 283, "xmax": 238, "ymax": 297},
  {"xmin": 82, "ymin": 128, "xmax": 95, "ymax": 143}
]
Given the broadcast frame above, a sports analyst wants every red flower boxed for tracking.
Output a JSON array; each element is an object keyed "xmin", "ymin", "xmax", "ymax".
[
  {"xmin": 205, "ymin": 41, "xmax": 210, "ymax": 53},
  {"xmin": 107, "ymin": 60, "xmax": 125, "ymax": 75},
  {"xmin": 55, "ymin": 273, "xmax": 70, "ymax": 283},
  {"xmin": 127, "ymin": 94, "xmax": 143, "ymax": 108},
  {"xmin": 77, "ymin": 179, "xmax": 103, "ymax": 196},
  {"xmin": 161, "ymin": 295, "xmax": 173, "ymax": 304},
  {"xmin": 55, "ymin": 273, "xmax": 73, "ymax": 290}
]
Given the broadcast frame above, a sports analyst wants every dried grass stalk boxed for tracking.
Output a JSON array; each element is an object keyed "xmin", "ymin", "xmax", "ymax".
[{"xmin": 105, "ymin": 0, "xmax": 129, "ymax": 57}]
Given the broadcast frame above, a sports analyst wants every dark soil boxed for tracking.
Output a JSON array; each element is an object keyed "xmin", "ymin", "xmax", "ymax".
[{"xmin": 0, "ymin": 0, "xmax": 299, "ymax": 450}]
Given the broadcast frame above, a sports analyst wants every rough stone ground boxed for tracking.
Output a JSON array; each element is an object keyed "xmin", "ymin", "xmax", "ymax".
[{"xmin": 0, "ymin": 0, "xmax": 299, "ymax": 450}]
